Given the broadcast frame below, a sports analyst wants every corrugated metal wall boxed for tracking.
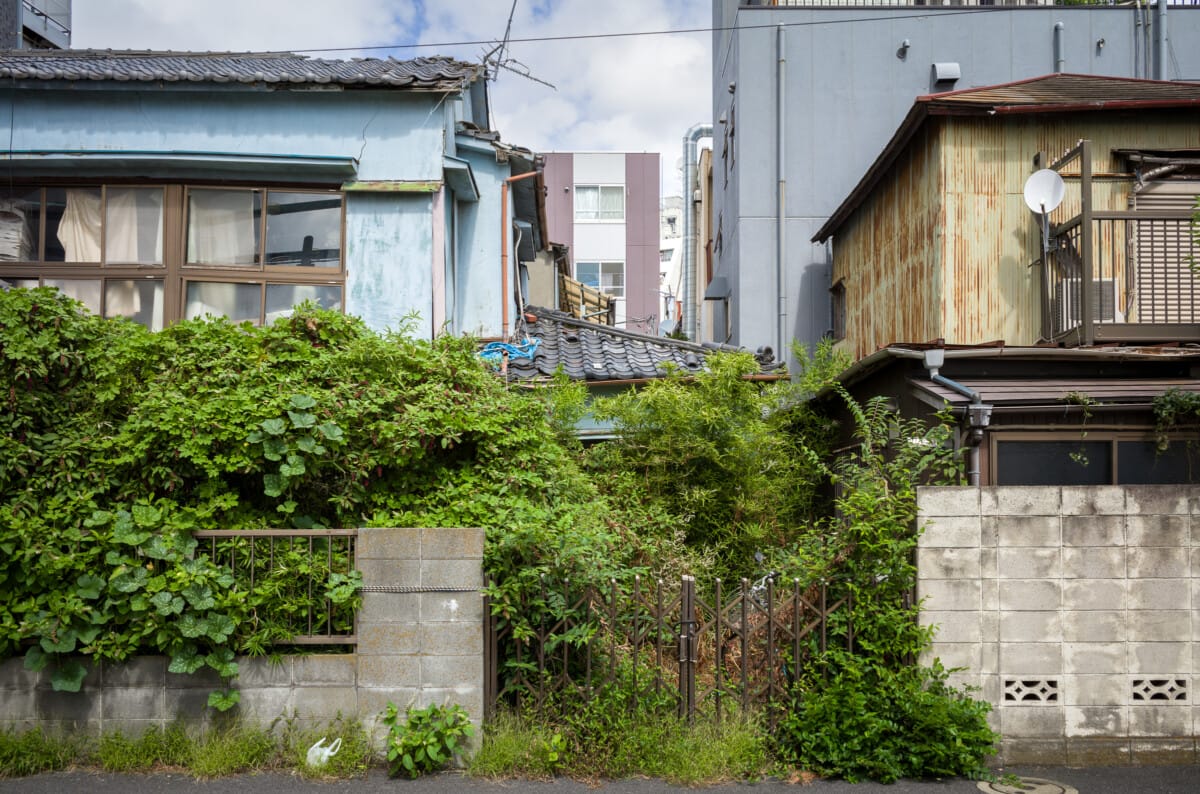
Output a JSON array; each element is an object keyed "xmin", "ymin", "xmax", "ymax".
[
  {"xmin": 835, "ymin": 113, "xmax": 1200, "ymax": 360},
  {"xmin": 833, "ymin": 124, "xmax": 943, "ymax": 360}
]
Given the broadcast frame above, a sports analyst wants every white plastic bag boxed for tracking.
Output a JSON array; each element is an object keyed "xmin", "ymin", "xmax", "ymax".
[{"xmin": 306, "ymin": 736, "xmax": 342, "ymax": 768}]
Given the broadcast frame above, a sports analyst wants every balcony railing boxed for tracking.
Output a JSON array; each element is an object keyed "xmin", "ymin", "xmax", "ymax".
[{"xmin": 1043, "ymin": 139, "xmax": 1200, "ymax": 346}]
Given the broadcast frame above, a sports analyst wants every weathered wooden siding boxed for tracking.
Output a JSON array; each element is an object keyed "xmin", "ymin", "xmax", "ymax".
[
  {"xmin": 834, "ymin": 111, "xmax": 1200, "ymax": 360},
  {"xmin": 833, "ymin": 124, "xmax": 942, "ymax": 361}
]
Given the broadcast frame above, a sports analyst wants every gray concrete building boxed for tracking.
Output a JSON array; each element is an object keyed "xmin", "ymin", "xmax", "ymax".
[
  {"xmin": 1, "ymin": 0, "xmax": 70, "ymax": 49},
  {"xmin": 709, "ymin": 0, "xmax": 1200, "ymax": 359}
]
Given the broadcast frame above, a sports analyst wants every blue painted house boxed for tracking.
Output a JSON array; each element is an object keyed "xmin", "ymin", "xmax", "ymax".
[{"xmin": 0, "ymin": 50, "xmax": 545, "ymax": 338}]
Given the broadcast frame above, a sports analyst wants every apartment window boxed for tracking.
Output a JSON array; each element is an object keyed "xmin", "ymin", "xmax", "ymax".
[
  {"xmin": 574, "ymin": 185, "xmax": 624, "ymax": 222},
  {"xmin": 576, "ymin": 260, "xmax": 625, "ymax": 298},
  {"xmin": 0, "ymin": 183, "xmax": 344, "ymax": 329},
  {"xmin": 993, "ymin": 432, "xmax": 1200, "ymax": 486}
]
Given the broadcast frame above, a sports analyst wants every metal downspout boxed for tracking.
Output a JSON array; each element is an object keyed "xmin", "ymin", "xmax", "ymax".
[
  {"xmin": 683, "ymin": 122, "xmax": 711, "ymax": 342},
  {"xmin": 1054, "ymin": 22, "xmax": 1065, "ymax": 73},
  {"xmin": 1155, "ymin": 0, "xmax": 1167, "ymax": 80},
  {"xmin": 500, "ymin": 170, "xmax": 540, "ymax": 341},
  {"xmin": 923, "ymin": 351, "xmax": 992, "ymax": 487},
  {"xmin": 776, "ymin": 24, "xmax": 788, "ymax": 359}
]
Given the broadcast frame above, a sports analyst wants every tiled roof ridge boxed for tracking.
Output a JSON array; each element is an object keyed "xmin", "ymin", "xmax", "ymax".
[
  {"xmin": 524, "ymin": 305, "xmax": 740, "ymax": 355},
  {"xmin": 0, "ymin": 50, "xmax": 483, "ymax": 89}
]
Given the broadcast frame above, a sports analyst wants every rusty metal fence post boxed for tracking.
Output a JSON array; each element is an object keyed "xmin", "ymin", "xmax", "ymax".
[{"xmin": 678, "ymin": 574, "xmax": 697, "ymax": 723}]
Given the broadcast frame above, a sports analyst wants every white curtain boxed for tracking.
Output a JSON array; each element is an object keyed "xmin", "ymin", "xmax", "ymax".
[
  {"xmin": 57, "ymin": 189, "xmax": 102, "ymax": 262},
  {"xmin": 599, "ymin": 186, "xmax": 624, "ymax": 220},
  {"xmin": 0, "ymin": 200, "xmax": 34, "ymax": 261},
  {"xmin": 105, "ymin": 188, "xmax": 163, "ymax": 264},
  {"xmin": 187, "ymin": 190, "xmax": 257, "ymax": 264}
]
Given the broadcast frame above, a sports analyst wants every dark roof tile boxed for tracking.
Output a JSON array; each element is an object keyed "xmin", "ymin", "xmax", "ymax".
[
  {"xmin": 0, "ymin": 50, "xmax": 482, "ymax": 91},
  {"xmin": 504, "ymin": 306, "xmax": 782, "ymax": 383}
]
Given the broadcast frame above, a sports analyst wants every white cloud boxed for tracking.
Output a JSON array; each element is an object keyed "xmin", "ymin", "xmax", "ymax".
[
  {"xmin": 72, "ymin": 0, "xmax": 415, "ymax": 52},
  {"xmin": 70, "ymin": 0, "xmax": 712, "ymax": 194}
]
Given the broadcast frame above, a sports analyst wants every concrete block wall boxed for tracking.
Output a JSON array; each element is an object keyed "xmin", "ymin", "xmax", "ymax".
[
  {"xmin": 917, "ymin": 486, "xmax": 1198, "ymax": 766},
  {"xmin": 0, "ymin": 527, "xmax": 485, "ymax": 742}
]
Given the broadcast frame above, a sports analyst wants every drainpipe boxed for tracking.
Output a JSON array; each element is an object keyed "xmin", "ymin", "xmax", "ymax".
[
  {"xmin": 923, "ymin": 349, "xmax": 992, "ymax": 487},
  {"xmin": 1154, "ymin": 0, "xmax": 1167, "ymax": 80},
  {"xmin": 776, "ymin": 23, "xmax": 788, "ymax": 359},
  {"xmin": 1054, "ymin": 22, "xmax": 1065, "ymax": 74},
  {"xmin": 683, "ymin": 122, "xmax": 711, "ymax": 342},
  {"xmin": 500, "ymin": 170, "xmax": 540, "ymax": 341}
]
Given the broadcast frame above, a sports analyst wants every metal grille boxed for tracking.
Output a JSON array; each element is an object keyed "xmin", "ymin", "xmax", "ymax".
[
  {"xmin": 484, "ymin": 574, "xmax": 858, "ymax": 727},
  {"xmin": 193, "ymin": 529, "xmax": 358, "ymax": 645}
]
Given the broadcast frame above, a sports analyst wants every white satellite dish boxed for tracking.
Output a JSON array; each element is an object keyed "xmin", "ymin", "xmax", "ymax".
[{"xmin": 1023, "ymin": 169, "xmax": 1065, "ymax": 215}]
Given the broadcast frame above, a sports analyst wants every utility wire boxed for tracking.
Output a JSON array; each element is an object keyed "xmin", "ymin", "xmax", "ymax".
[{"xmin": 271, "ymin": 8, "xmax": 1017, "ymax": 57}]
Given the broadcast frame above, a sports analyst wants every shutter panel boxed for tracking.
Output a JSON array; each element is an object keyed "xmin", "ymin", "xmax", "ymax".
[{"xmin": 1129, "ymin": 181, "xmax": 1200, "ymax": 323}]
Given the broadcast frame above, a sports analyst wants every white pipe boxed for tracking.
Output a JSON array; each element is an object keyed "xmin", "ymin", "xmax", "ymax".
[
  {"xmin": 1054, "ymin": 22, "xmax": 1065, "ymax": 74},
  {"xmin": 776, "ymin": 24, "xmax": 788, "ymax": 359},
  {"xmin": 682, "ymin": 122, "xmax": 711, "ymax": 342}
]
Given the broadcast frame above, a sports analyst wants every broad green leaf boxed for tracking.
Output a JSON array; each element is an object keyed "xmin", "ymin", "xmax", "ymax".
[
  {"xmin": 178, "ymin": 613, "xmax": 205, "ymax": 638},
  {"xmin": 263, "ymin": 474, "xmax": 285, "ymax": 497},
  {"xmin": 141, "ymin": 535, "xmax": 173, "ymax": 560},
  {"xmin": 205, "ymin": 614, "xmax": 236, "ymax": 644},
  {"xmin": 262, "ymin": 438, "xmax": 288, "ymax": 461},
  {"xmin": 76, "ymin": 574, "xmax": 105, "ymax": 600},
  {"xmin": 131, "ymin": 503, "xmax": 162, "ymax": 528},
  {"xmin": 150, "ymin": 591, "xmax": 184, "ymax": 616},
  {"xmin": 181, "ymin": 584, "xmax": 215, "ymax": 610},
  {"xmin": 260, "ymin": 418, "xmax": 287, "ymax": 436},
  {"xmin": 168, "ymin": 647, "xmax": 205, "ymax": 674},
  {"xmin": 316, "ymin": 422, "xmax": 344, "ymax": 441},
  {"xmin": 50, "ymin": 660, "xmax": 88, "ymax": 693},
  {"xmin": 23, "ymin": 645, "xmax": 48, "ymax": 672},
  {"xmin": 288, "ymin": 410, "xmax": 316, "ymax": 429},
  {"xmin": 289, "ymin": 394, "xmax": 317, "ymax": 409},
  {"xmin": 207, "ymin": 689, "xmax": 240, "ymax": 712}
]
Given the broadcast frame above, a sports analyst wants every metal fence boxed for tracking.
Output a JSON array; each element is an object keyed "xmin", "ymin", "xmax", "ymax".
[
  {"xmin": 485, "ymin": 573, "xmax": 858, "ymax": 726},
  {"xmin": 192, "ymin": 529, "xmax": 358, "ymax": 645}
]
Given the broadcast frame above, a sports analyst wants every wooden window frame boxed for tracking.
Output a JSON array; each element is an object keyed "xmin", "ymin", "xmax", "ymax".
[
  {"xmin": 0, "ymin": 181, "xmax": 346, "ymax": 328},
  {"xmin": 987, "ymin": 429, "xmax": 1200, "ymax": 486}
]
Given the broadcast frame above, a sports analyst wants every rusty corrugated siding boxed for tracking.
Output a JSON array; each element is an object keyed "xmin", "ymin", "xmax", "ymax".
[
  {"xmin": 834, "ymin": 111, "xmax": 1200, "ymax": 360},
  {"xmin": 833, "ymin": 124, "xmax": 942, "ymax": 361}
]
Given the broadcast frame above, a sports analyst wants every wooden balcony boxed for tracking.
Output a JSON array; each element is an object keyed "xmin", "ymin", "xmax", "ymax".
[{"xmin": 1044, "ymin": 140, "xmax": 1200, "ymax": 347}]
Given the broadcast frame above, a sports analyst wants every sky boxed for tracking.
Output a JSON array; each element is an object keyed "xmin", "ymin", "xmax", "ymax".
[{"xmin": 71, "ymin": 0, "xmax": 714, "ymax": 198}]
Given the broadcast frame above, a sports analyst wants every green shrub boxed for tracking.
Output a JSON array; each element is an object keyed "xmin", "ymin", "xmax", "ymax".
[
  {"xmin": 778, "ymin": 654, "xmax": 996, "ymax": 783},
  {"xmin": 382, "ymin": 701, "xmax": 474, "ymax": 779}
]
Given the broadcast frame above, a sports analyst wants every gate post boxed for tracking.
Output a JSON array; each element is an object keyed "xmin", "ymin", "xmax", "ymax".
[{"xmin": 679, "ymin": 575, "xmax": 697, "ymax": 723}]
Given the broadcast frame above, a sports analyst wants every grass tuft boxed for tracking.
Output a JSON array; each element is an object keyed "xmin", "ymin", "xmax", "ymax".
[{"xmin": 0, "ymin": 728, "xmax": 84, "ymax": 778}]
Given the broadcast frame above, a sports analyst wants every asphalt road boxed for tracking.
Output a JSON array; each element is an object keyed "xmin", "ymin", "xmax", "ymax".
[{"xmin": 0, "ymin": 767, "xmax": 1196, "ymax": 793}]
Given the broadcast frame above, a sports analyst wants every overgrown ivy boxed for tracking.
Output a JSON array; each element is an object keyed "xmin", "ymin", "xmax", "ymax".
[
  {"xmin": 0, "ymin": 288, "xmax": 668, "ymax": 700},
  {"xmin": 2, "ymin": 288, "xmax": 993, "ymax": 780}
]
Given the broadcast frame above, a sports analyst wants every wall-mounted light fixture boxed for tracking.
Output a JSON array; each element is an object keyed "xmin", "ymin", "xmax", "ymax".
[{"xmin": 898, "ymin": 39, "xmax": 910, "ymax": 59}]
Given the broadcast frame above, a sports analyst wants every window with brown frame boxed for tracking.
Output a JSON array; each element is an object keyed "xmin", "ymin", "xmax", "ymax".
[
  {"xmin": 0, "ymin": 184, "xmax": 345, "ymax": 330},
  {"xmin": 991, "ymin": 431, "xmax": 1200, "ymax": 486}
]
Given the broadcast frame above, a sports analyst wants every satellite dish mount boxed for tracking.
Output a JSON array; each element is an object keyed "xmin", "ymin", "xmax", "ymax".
[{"xmin": 1023, "ymin": 169, "xmax": 1066, "ymax": 257}]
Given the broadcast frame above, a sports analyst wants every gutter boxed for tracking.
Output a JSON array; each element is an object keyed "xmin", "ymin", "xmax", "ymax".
[
  {"xmin": 922, "ymin": 349, "xmax": 992, "ymax": 487},
  {"xmin": 500, "ymin": 170, "xmax": 541, "ymax": 341},
  {"xmin": 682, "ymin": 122, "xmax": 712, "ymax": 342}
]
